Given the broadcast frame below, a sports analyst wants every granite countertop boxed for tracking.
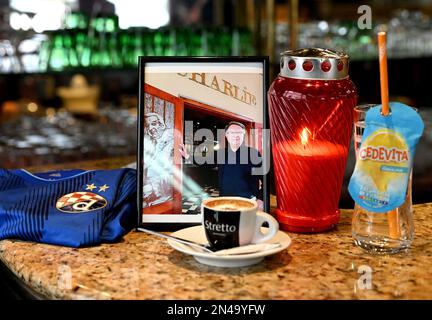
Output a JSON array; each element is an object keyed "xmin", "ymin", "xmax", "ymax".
[{"xmin": 0, "ymin": 158, "xmax": 431, "ymax": 299}]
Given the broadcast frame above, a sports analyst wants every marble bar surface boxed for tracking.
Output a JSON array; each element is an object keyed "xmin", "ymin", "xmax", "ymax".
[{"xmin": 0, "ymin": 157, "xmax": 431, "ymax": 299}]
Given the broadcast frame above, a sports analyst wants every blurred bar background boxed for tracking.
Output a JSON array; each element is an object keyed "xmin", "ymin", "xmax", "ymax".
[{"xmin": 0, "ymin": 0, "xmax": 431, "ymax": 206}]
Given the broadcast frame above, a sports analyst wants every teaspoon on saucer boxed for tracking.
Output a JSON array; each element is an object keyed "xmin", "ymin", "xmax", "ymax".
[
  {"xmin": 138, "ymin": 227, "xmax": 214, "ymax": 253},
  {"xmin": 137, "ymin": 228, "xmax": 281, "ymax": 255}
]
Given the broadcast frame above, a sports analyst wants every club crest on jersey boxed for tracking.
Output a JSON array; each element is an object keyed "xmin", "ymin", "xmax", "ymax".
[{"xmin": 56, "ymin": 192, "xmax": 107, "ymax": 213}]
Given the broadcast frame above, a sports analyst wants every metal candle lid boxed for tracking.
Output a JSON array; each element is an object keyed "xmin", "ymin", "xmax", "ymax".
[{"xmin": 280, "ymin": 48, "xmax": 349, "ymax": 80}]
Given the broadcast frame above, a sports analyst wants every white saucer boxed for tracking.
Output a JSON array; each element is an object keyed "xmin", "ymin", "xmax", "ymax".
[{"xmin": 167, "ymin": 226, "xmax": 291, "ymax": 267}]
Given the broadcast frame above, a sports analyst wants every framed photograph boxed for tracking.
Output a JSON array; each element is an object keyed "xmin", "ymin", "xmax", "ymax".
[{"xmin": 137, "ymin": 57, "xmax": 270, "ymax": 226}]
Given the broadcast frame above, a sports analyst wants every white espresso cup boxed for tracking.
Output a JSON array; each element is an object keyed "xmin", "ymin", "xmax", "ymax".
[{"xmin": 201, "ymin": 196, "xmax": 279, "ymax": 250}]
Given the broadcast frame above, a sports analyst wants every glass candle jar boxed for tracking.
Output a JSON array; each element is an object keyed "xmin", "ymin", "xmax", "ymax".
[{"xmin": 268, "ymin": 48, "xmax": 358, "ymax": 232}]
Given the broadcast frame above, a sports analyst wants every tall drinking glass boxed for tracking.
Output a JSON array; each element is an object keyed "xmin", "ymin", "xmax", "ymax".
[{"xmin": 352, "ymin": 104, "xmax": 414, "ymax": 254}]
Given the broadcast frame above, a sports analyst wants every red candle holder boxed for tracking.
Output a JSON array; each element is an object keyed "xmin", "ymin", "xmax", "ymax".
[{"xmin": 268, "ymin": 48, "xmax": 358, "ymax": 233}]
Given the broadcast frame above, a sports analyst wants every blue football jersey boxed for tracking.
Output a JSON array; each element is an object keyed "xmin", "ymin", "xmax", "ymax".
[{"xmin": 0, "ymin": 168, "xmax": 137, "ymax": 247}]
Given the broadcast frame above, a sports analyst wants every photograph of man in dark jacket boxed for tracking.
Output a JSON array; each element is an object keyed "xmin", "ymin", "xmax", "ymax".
[{"xmin": 179, "ymin": 121, "xmax": 263, "ymax": 209}]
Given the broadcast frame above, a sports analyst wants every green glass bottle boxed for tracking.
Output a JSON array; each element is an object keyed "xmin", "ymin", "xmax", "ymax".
[
  {"xmin": 105, "ymin": 14, "xmax": 121, "ymax": 67},
  {"xmin": 89, "ymin": 14, "xmax": 116, "ymax": 68},
  {"xmin": 132, "ymin": 28, "xmax": 144, "ymax": 66},
  {"xmin": 201, "ymin": 27, "xmax": 209, "ymax": 56},
  {"xmin": 165, "ymin": 27, "xmax": 175, "ymax": 56},
  {"xmin": 38, "ymin": 37, "xmax": 51, "ymax": 72},
  {"xmin": 190, "ymin": 28, "xmax": 204, "ymax": 56},
  {"xmin": 239, "ymin": 27, "xmax": 255, "ymax": 55},
  {"xmin": 89, "ymin": 32, "xmax": 100, "ymax": 67},
  {"xmin": 231, "ymin": 27, "xmax": 240, "ymax": 55},
  {"xmin": 76, "ymin": 30, "xmax": 91, "ymax": 67},
  {"xmin": 99, "ymin": 32, "xmax": 112, "ymax": 67},
  {"xmin": 65, "ymin": 11, "xmax": 89, "ymax": 68},
  {"xmin": 93, "ymin": 16, "xmax": 105, "ymax": 33},
  {"xmin": 48, "ymin": 31, "xmax": 68, "ymax": 71},
  {"xmin": 154, "ymin": 28, "xmax": 164, "ymax": 56},
  {"xmin": 77, "ymin": 12, "xmax": 88, "ymax": 30},
  {"xmin": 108, "ymin": 32, "xmax": 122, "ymax": 67},
  {"xmin": 143, "ymin": 28, "xmax": 155, "ymax": 56},
  {"xmin": 105, "ymin": 14, "xmax": 118, "ymax": 33},
  {"xmin": 119, "ymin": 30, "xmax": 131, "ymax": 66},
  {"xmin": 64, "ymin": 32, "xmax": 78, "ymax": 68},
  {"xmin": 219, "ymin": 27, "xmax": 232, "ymax": 56},
  {"xmin": 206, "ymin": 26, "xmax": 217, "ymax": 56},
  {"xmin": 175, "ymin": 27, "xmax": 188, "ymax": 56},
  {"xmin": 65, "ymin": 11, "xmax": 80, "ymax": 29}
]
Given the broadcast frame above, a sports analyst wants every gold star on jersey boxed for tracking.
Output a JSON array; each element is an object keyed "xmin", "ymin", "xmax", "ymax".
[
  {"xmin": 99, "ymin": 184, "xmax": 110, "ymax": 192},
  {"xmin": 86, "ymin": 183, "xmax": 97, "ymax": 191}
]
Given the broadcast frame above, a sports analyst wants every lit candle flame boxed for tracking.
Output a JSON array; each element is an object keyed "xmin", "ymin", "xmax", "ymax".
[{"xmin": 300, "ymin": 128, "xmax": 311, "ymax": 146}]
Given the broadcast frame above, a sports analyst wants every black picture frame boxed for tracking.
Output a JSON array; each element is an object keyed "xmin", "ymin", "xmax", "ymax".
[{"xmin": 137, "ymin": 56, "xmax": 270, "ymax": 229}]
